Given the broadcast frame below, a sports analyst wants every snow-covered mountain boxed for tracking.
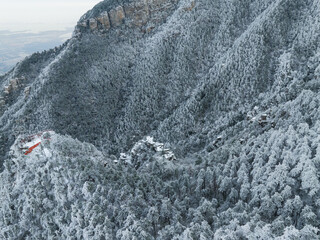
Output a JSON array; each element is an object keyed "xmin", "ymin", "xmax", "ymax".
[{"xmin": 1, "ymin": 0, "xmax": 320, "ymax": 238}]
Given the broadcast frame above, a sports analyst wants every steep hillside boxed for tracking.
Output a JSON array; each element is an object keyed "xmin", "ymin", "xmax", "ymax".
[
  {"xmin": 0, "ymin": 0, "xmax": 318, "ymax": 159},
  {"xmin": 1, "ymin": 0, "xmax": 319, "ymax": 162},
  {"xmin": 1, "ymin": 0, "xmax": 320, "ymax": 238}
]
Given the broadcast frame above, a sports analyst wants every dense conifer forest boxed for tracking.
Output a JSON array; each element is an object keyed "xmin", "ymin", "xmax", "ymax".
[{"xmin": 0, "ymin": 0, "xmax": 320, "ymax": 238}]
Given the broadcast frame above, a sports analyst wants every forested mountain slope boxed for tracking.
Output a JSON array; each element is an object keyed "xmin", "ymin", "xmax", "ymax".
[{"xmin": 1, "ymin": 0, "xmax": 320, "ymax": 238}]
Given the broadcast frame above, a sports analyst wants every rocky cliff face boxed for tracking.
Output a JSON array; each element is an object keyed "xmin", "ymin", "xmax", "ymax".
[{"xmin": 74, "ymin": 0, "xmax": 179, "ymax": 35}]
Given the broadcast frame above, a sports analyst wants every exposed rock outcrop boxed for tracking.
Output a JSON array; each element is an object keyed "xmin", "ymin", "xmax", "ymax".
[
  {"xmin": 75, "ymin": 0, "xmax": 180, "ymax": 34},
  {"xmin": 2, "ymin": 77, "xmax": 25, "ymax": 95},
  {"xmin": 97, "ymin": 12, "xmax": 111, "ymax": 30},
  {"xmin": 124, "ymin": 1, "xmax": 149, "ymax": 27},
  {"xmin": 89, "ymin": 18, "xmax": 98, "ymax": 30},
  {"xmin": 109, "ymin": 6, "xmax": 125, "ymax": 27}
]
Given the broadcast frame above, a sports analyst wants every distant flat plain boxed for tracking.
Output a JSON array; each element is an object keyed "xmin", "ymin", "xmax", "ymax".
[{"xmin": 0, "ymin": 28, "xmax": 73, "ymax": 75}]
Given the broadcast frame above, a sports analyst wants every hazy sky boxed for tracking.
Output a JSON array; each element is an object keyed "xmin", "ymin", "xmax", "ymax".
[{"xmin": 0, "ymin": 0, "xmax": 101, "ymax": 32}]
